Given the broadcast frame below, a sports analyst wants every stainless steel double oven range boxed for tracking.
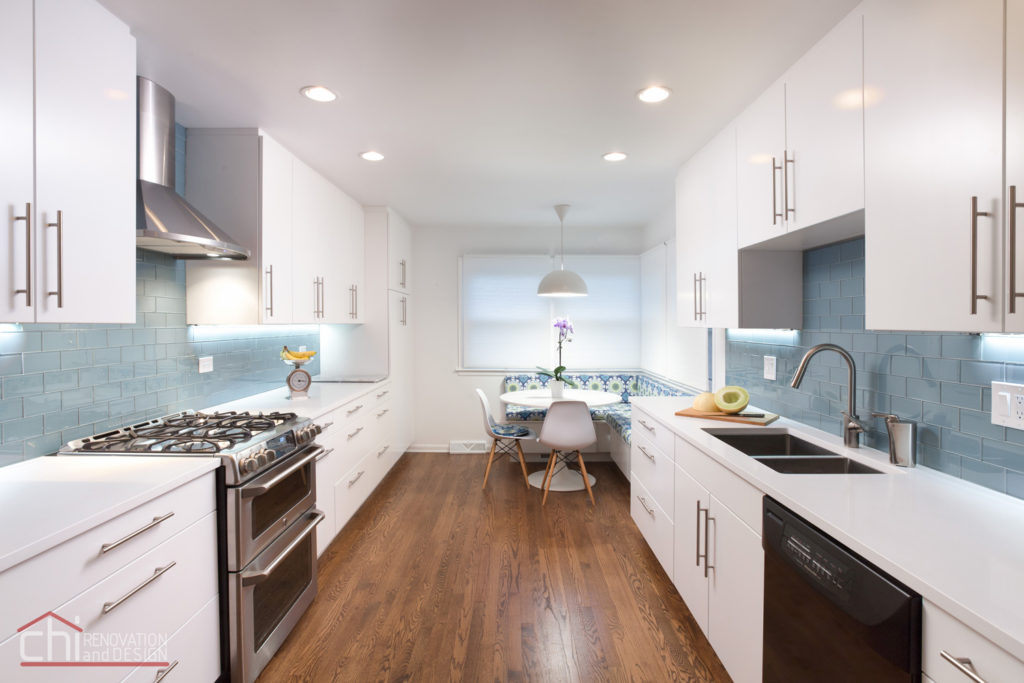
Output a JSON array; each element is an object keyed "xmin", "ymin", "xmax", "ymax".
[{"xmin": 60, "ymin": 409, "xmax": 330, "ymax": 683}]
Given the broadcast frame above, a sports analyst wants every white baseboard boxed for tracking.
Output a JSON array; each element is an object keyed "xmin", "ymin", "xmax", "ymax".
[{"xmin": 409, "ymin": 443, "xmax": 450, "ymax": 453}]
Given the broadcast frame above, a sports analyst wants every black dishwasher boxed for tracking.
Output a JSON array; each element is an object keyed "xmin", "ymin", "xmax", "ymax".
[{"xmin": 763, "ymin": 496, "xmax": 921, "ymax": 682}]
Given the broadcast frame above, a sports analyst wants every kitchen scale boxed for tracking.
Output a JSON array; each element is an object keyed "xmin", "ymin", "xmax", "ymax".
[{"xmin": 284, "ymin": 358, "xmax": 312, "ymax": 399}]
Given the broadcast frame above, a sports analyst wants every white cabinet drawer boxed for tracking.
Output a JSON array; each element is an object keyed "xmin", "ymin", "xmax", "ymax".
[
  {"xmin": 368, "ymin": 384, "xmax": 393, "ymax": 410},
  {"xmin": 631, "ymin": 431, "xmax": 673, "ymax": 515},
  {"xmin": 676, "ymin": 436, "xmax": 761, "ymax": 534},
  {"xmin": 120, "ymin": 595, "xmax": 220, "ymax": 683},
  {"xmin": 923, "ymin": 600, "xmax": 1024, "ymax": 683},
  {"xmin": 0, "ymin": 472, "xmax": 215, "ymax": 641},
  {"xmin": 0, "ymin": 513, "xmax": 217, "ymax": 681},
  {"xmin": 334, "ymin": 449, "xmax": 384, "ymax": 531},
  {"xmin": 632, "ymin": 408, "xmax": 674, "ymax": 456},
  {"xmin": 630, "ymin": 474, "xmax": 674, "ymax": 578}
]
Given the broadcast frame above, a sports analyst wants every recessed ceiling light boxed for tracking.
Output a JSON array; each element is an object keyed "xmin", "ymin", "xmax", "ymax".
[
  {"xmin": 603, "ymin": 152, "xmax": 627, "ymax": 162},
  {"xmin": 300, "ymin": 85, "xmax": 337, "ymax": 102},
  {"xmin": 637, "ymin": 85, "xmax": 671, "ymax": 103},
  {"xmin": 360, "ymin": 151, "xmax": 384, "ymax": 162}
]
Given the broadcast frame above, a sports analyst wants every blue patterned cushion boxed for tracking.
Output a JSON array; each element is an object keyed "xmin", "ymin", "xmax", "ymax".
[{"xmin": 492, "ymin": 423, "xmax": 531, "ymax": 437}]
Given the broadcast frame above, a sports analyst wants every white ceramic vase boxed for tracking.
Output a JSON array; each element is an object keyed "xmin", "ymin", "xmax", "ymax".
[{"xmin": 550, "ymin": 380, "xmax": 564, "ymax": 398}]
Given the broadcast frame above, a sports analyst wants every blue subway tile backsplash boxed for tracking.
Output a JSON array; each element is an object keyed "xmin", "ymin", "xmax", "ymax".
[
  {"xmin": 726, "ymin": 236, "xmax": 1024, "ymax": 501},
  {"xmin": 0, "ymin": 249, "xmax": 320, "ymax": 468}
]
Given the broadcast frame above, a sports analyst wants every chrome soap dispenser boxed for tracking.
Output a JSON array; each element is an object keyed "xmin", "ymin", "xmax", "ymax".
[{"xmin": 872, "ymin": 413, "xmax": 917, "ymax": 467}]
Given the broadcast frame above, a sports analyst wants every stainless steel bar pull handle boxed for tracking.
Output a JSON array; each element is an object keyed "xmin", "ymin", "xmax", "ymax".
[
  {"xmin": 377, "ymin": 444, "xmax": 389, "ymax": 457},
  {"xmin": 971, "ymin": 196, "xmax": 992, "ymax": 314},
  {"xmin": 637, "ymin": 495, "xmax": 655, "ymax": 517},
  {"xmin": 1011, "ymin": 186, "xmax": 1024, "ymax": 313},
  {"xmin": 265, "ymin": 265, "xmax": 274, "ymax": 316},
  {"xmin": 47, "ymin": 210, "xmax": 63, "ymax": 308},
  {"xmin": 400, "ymin": 258, "xmax": 407, "ymax": 288},
  {"xmin": 401, "ymin": 296, "xmax": 407, "ymax": 325},
  {"xmin": 241, "ymin": 510, "xmax": 324, "ymax": 586},
  {"xmin": 784, "ymin": 150, "xmax": 795, "ymax": 219},
  {"xmin": 101, "ymin": 511, "xmax": 174, "ymax": 553},
  {"xmin": 13, "ymin": 202, "xmax": 31, "ymax": 306},
  {"xmin": 154, "ymin": 660, "xmax": 180, "ymax": 683},
  {"xmin": 772, "ymin": 157, "xmax": 783, "ymax": 225},
  {"xmin": 349, "ymin": 470, "xmax": 365, "ymax": 487},
  {"xmin": 940, "ymin": 651, "xmax": 986, "ymax": 683},
  {"xmin": 696, "ymin": 501, "xmax": 707, "ymax": 567},
  {"xmin": 637, "ymin": 419, "xmax": 655, "ymax": 433},
  {"xmin": 704, "ymin": 513, "xmax": 715, "ymax": 578},
  {"xmin": 347, "ymin": 426, "xmax": 363, "ymax": 440},
  {"xmin": 347, "ymin": 404, "xmax": 363, "ymax": 415},
  {"xmin": 102, "ymin": 561, "xmax": 176, "ymax": 613},
  {"xmin": 352, "ymin": 284, "xmax": 358, "ymax": 319},
  {"xmin": 639, "ymin": 445, "xmax": 655, "ymax": 462}
]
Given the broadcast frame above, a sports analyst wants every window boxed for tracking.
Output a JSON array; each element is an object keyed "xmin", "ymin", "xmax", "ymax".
[{"xmin": 459, "ymin": 255, "xmax": 640, "ymax": 370}]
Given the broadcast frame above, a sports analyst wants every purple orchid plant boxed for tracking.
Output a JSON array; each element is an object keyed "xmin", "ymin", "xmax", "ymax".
[{"xmin": 537, "ymin": 317, "xmax": 578, "ymax": 387}]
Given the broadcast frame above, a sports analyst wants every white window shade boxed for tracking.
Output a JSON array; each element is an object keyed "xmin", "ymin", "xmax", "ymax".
[
  {"xmin": 460, "ymin": 256, "xmax": 553, "ymax": 369},
  {"xmin": 556, "ymin": 255, "xmax": 641, "ymax": 369}
]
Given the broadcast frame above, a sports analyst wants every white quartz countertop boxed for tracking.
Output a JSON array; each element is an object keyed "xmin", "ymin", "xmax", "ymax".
[
  {"xmin": 631, "ymin": 396, "xmax": 1024, "ymax": 661},
  {"xmin": 204, "ymin": 380, "xmax": 389, "ymax": 418},
  {"xmin": 0, "ymin": 456, "xmax": 218, "ymax": 573}
]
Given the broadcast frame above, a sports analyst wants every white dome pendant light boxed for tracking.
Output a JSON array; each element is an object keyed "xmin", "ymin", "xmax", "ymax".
[{"xmin": 538, "ymin": 204, "xmax": 588, "ymax": 297}]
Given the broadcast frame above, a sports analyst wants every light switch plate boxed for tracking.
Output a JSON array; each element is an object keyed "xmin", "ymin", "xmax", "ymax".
[
  {"xmin": 764, "ymin": 355, "xmax": 777, "ymax": 381},
  {"xmin": 198, "ymin": 356, "xmax": 214, "ymax": 374},
  {"xmin": 992, "ymin": 381, "xmax": 1024, "ymax": 429}
]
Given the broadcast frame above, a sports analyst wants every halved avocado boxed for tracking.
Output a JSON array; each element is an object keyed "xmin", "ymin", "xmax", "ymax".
[{"xmin": 714, "ymin": 386, "xmax": 750, "ymax": 414}]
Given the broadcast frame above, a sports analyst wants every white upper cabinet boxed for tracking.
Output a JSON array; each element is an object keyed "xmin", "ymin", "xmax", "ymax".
[
  {"xmin": 863, "ymin": 0, "xmax": 1004, "ymax": 332},
  {"xmin": 186, "ymin": 129, "xmax": 365, "ymax": 324},
  {"xmin": 1, "ymin": 0, "xmax": 136, "ymax": 324},
  {"xmin": 736, "ymin": 81, "xmax": 787, "ymax": 247},
  {"xmin": 387, "ymin": 210, "xmax": 412, "ymax": 293},
  {"xmin": 736, "ymin": 8, "xmax": 864, "ymax": 249}
]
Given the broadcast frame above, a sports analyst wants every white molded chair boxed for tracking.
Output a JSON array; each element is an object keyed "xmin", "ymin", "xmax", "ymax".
[
  {"xmin": 538, "ymin": 400, "xmax": 597, "ymax": 505},
  {"xmin": 476, "ymin": 388, "xmax": 535, "ymax": 489}
]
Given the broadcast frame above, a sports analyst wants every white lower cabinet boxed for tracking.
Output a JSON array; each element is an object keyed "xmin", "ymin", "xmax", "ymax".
[
  {"xmin": 922, "ymin": 600, "xmax": 1024, "ymax": 682},
  {"xmin": 120, "ymin": 594, "xmax": 220, "ymax": 683},
  {"xmin": 630, "ymin": 474, "xmax": 674, "ymax": 576},
  {"xmin": 670, "ymin": 437, "xmax": 763, "ymax": 683}
]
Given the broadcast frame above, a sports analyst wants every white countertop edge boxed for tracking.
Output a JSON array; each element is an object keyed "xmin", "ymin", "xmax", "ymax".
[
  {"xmin": 0, "ymin": 457, "xmax": 219, "ymax": 574},
  {"xmin": 203, "ymin": 380, "xmax": 390, "ymax": 418},
  {"xmin": 630, "ymin": 396, "xmax": 1024, "ymax": 661}
]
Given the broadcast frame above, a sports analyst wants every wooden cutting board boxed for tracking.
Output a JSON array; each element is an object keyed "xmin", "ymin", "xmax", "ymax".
[{"xmin": 674, "ymin": 407, "xmax": 780, "ymax": 425}]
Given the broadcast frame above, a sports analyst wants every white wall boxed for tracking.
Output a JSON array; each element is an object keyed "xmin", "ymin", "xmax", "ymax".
[{"xmin": 411, "ymin": 224, "xmax": 641, "ymax": 452}]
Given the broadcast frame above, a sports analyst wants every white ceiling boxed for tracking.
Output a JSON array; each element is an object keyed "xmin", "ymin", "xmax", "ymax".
[{"xmin": 98, "ymin": 0, "xmax": 860, "ymax": 231}]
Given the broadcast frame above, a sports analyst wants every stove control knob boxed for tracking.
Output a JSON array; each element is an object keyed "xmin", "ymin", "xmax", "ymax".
[
  {"xmin": 255, "ymin": 449, "xmax": 272, "ymax": 467},
  {"xmin": 241, "ymin": 457, "xmax": 259, "ymax": 474}
]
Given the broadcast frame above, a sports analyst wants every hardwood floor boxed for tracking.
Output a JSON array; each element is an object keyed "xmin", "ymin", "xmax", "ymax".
[{"xmin": 258, "ymin": 453, "xmax": 731, "ymax": 682}]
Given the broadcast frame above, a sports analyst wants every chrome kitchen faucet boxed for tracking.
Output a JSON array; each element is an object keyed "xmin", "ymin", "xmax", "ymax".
[{"xmin": 791, "ymin": 343, "xmax": 868, "ymax": 448}]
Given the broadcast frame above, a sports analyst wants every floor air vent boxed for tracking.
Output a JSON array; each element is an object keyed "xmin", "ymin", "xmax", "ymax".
[{"xmin": 449, "ymin": 440, "xmax": 488, "ymax": 454}]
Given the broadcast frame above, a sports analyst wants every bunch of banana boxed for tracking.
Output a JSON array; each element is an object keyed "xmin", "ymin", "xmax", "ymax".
[{"xmin": 280, "ymin": 346, "xmax": 317, "ymax": 361}]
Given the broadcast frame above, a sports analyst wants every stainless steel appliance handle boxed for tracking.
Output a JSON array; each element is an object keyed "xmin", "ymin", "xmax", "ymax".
[
  {"xmin": 772, "ymin": 157, "xmax": 782, "ymax": 225},
  {"xmin": 101, "ymin": 512, "xmax": 174, "ymax": 553},
  {"xmin": 240, "ymin": 447, "xmax": 323, "ymax": 498},
  {"xmin": 348, "ymin": 470, "xmax": 365, "ymax": 487},
  {"xmin": 265, "ymin": 265, "xmax": 274, "ymax": 317},
  {"xmin": 940, "ymin": 651, "xmax": 986, "ymax": 683},
  {"xmin": 315, "ymin": 447, "xmax": 334, "ymax": 462},
  {"xmin": 377, "ymin": 444, "xmax": 389, "ymax": 457},
  {"xmin": 400, "ymin": 258, "xmax": 407, "ymax": 288},
  {"xmin": 102, "ymin": 561, "xmax": 176, "ymax": 613},
  {"xmin": 1011, "ymin": 185, "xmax": 1024, "ymax": 313},
  {"xmin": 696, "ymin": 501, "xmax": 705, "ymax": 567},
  {"xmin": 784, "ymin": 150, "xmax": 795, "ymax": 219},
  {"xmin": 346, "ymin": 404, "xmax": 363, "ymax": 415},
  {"xmin": 972, "ymin": 196, "xmax": 991, "ymax": 314},
  {"xmin": 154, "ymin": 660, "xmax": 179, "ymax": 683},
  {"xmin": 347, "ymin": 426, "xmax": 363, "ymax": 440},
  {"xmin": 704, "ymin": 513, "xmax": 715, "ymax": 578},
  {"xmin": 241, "ymin": 510, "xmax": 324, "ymax": 587},
  {"xmin": 47, "ymin": 210, "xmax": 63, "ymax": 308},
  {"xmin": 637, "ymin": 419, "xmax": 655, "ymax": 433},
  {"xmin": 639, "ymin": 445, "xmax": 655, "ymax": 462},
  {"xmin": 13, "ymin": 202, "xmax": 31, "ymax": 306},
  {"xmin": 636, "ymin": 495, "xmax": 655, "ymax": 517}
]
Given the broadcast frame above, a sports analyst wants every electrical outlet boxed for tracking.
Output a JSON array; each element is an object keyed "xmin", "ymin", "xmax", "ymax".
[
  {"xmin": 992, "ymin": 381, "xmax": 1024, "ymax": 429},
  {"xmin": 198, "ymin": 356, "xmax": 214, "ymax": 374},
  {"xmin": 299, "ymin": 345, "xmax": 307, "ymax": 352},
  {"xmin": 764, "ymin": 355, "xmax": 777, "ymax": 381}
]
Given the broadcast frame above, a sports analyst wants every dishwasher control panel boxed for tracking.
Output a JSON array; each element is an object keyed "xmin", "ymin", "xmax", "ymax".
[{"xmin": 782, "ymin": 531, "xmax": 852, "ymax": 600}]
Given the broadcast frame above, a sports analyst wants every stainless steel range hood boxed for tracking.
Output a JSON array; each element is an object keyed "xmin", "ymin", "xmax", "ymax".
[{"xmin": 135, "ymin": 77, "xmax": 249, "ymax": 260}]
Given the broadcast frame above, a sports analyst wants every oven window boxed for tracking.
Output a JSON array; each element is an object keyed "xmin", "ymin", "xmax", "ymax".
[
  {"xmin": 253, "ymin": 533, "xmax": 313, "ymax": 650},
  {"xmin": 251, "ymin": 467, "xmax": 311, "ymax": 539}
]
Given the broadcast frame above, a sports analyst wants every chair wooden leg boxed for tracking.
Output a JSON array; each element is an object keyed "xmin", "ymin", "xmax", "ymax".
[
  {"xmin": 577, "ymin": 451, "xmax": 595, "ymax": 506},
  {"xmin": 482, "ymin": 439, "xmax": 498, "ymax": 489},
  {"xmin": 542, "ymin": 449, "xmax": 557, "ymax": 505},
  {"xmin": 515, "ymin": 440, "xmax": 530, "ymax": 488}
]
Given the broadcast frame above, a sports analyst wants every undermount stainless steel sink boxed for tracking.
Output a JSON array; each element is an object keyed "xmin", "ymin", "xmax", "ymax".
[{"xmin": 704, "ymin": 428, "xmax": 883, "ymax": 475}]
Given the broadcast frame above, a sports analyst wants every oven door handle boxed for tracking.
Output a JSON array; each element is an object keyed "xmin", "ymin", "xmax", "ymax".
[
  {"xmin": 241, "ymin": 510, "xmax": 325, "ymax": 587},
  {"xmin": 240, "ymin": 447, "xmax": 323, "ymax": 498}
]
